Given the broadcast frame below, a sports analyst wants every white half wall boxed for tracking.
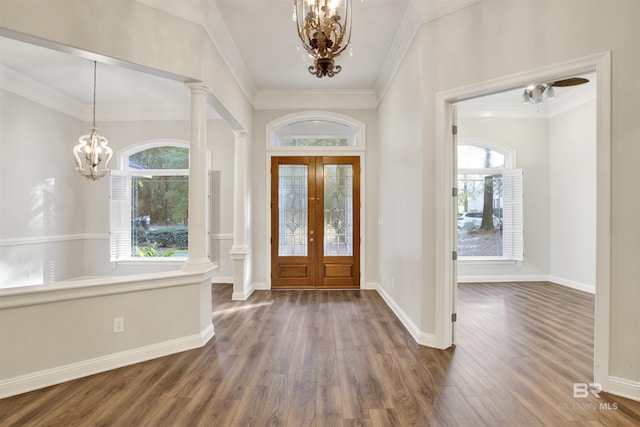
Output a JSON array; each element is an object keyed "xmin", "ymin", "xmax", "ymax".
[{"xmin": 0, "ymin": 270, "xmax": 214, "ymax": 398}]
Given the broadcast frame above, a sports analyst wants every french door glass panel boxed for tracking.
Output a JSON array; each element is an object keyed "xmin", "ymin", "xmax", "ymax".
[
  {"xmin": 278, "ymin": 164, "xmax": 308, "ymax": 256},
  {"xmin": 323, "ymin": 165, "xmax": 353, "ymax": 256}
]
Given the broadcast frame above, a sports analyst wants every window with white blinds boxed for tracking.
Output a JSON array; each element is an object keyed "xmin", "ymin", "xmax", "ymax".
[
  {"xmin": 110, "ymin": 172, "xmax": 132, "ymax": 262},
  {"xmin": 110, "ymin": 143, "xmax": 190, "ymax": 262},
  {"xmin": 457, "ymin": 142, "xmax": 523, "ymax": 261},
  {"xmin": 502, "ymin": 169, "xmax": 524, "ymax": 261}
]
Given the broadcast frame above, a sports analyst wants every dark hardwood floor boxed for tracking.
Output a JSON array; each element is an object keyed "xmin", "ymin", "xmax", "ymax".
[{"xmin": 1, "ymin": 281, "xmax": 639, "ymax": 426}]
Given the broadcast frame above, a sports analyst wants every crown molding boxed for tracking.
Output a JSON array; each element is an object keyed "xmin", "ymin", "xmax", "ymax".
[
  {"xmin": 0, "ymin": 64, "xmax": 85, "ymax": 120},
  {"xmin": 374, "ymin": 0, "xmax": 421, "ymax": 103},
  {"xmin": 547, "ymin": 82, "xmax": 595, "ymax": 118},
  {"xmin": 134, "ymin": 0, "xmax": 257, "ymax": 108},
  {"xmin": 458, "ymin": 85, "xmax": 595, "ymax": 120},
  {"xmin": 134, "ymin": 0, "xmax": 204, "ymax": 25},
  {"xmin": 375, "ymin": 0, "xmax": 481, "ymax": 104},
  {"xmin": 254, "ymin": 89, "xmax": 377, "ymax": 110},
  {"xmin": 1, "ymin": 63, "xmax": 221, "ymax": 122},
  {"xmin": 202, "ymin": 0, "xmax": 257, "ymax": 103}
]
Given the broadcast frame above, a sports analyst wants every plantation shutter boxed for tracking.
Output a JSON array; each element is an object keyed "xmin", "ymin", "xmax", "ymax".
[
  {"xmin": 502, "ymin": 168, "xmax": 523, "ymax": 261},
  {"xmin": 110, "ymin": 171, "xmax": 131, "ymax": 262}
]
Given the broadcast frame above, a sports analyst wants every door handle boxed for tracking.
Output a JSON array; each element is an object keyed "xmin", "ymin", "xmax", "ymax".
[{"xmin": 309, "ymin": 238, "xmax": 315, "ymax": 242}]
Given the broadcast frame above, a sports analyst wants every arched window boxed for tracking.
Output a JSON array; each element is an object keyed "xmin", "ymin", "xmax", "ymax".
[
  {"xmin": 111, "ymin": 141, "xmax": 189, "ymax": 261},
  {"xmin": 457, "ymin": 139, "xmax": 523, "ymax": 261},
  {"xmin": 267, "ymin": 111, "xmax": 365, "ymax": 151}
]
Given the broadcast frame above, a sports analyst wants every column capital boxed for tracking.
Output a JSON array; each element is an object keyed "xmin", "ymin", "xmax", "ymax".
[
  {"xmin": 185, "ymin": 81, "xmax": 208, "ymax": 94},
  {"xmin": 232, "ymin": 129, "xmax": 249, "ymax": 140}
]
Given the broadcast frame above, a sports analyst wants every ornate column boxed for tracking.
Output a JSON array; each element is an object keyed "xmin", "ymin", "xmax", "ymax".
[
  {"xmin": 183, "ymin": 83, "xmax": 212, "ymax": 271},
  {"xmin": 230, "ymin": 130, "xmax": 253, "ymax": 300}
]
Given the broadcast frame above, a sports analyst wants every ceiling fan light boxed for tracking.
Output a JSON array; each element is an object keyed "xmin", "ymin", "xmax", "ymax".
[
  {"xmin": 545, "ymin": 85, "xmax": 556, "ymax": 100},
  {"xmin": 532, "ymin": 85, "xmax": 543, "ymax": 103}
]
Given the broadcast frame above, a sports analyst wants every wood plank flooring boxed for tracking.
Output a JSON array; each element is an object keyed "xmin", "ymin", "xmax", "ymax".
[{"xmin": 2, "ymin": 281, "xmax": 640, "ymax": 426}]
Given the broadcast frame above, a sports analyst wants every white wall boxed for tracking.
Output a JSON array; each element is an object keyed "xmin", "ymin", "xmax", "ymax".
[
  {"xmin": 549, "ymin": 100, "xmax": 596, "ymax": 291},
  {"xmin": 0, "ymin": 90, "xmax": 86, "ymax": 287},
  {"xmin": 251, "ymin": 109, "xmax": 380, "ymax": 289},
  {"xmin": 378, "ymin": 0, "xmax": 640, "ymax": 388},
  {"xmin": 376, "ymin": 33, "xmax": 425, "ymax": 334}
]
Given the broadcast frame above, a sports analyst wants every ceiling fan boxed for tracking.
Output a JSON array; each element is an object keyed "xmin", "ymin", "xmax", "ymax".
[{"xmin": 522, "ymin": 77, "xmax": 589, "ymax": 104}]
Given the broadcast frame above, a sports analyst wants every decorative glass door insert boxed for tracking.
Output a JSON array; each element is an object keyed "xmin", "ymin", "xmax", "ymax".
[{"xmin": 271, "ymin": 156, "xmax": 360, "ymax": 288}]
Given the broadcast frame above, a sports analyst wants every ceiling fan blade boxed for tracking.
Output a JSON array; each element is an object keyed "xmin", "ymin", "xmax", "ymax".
[{"xmin": 551, "ymin": 77, "xmax": 589, "ymax": 87}]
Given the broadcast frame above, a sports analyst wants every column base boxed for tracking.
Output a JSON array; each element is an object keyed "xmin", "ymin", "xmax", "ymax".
[
  {"xmin": 181, "ymin": 258, "xmax": 216, "ymax": 274},
  {"xmin": 230, "ymin": 246, "xmax": 252, "ymax": 300}
]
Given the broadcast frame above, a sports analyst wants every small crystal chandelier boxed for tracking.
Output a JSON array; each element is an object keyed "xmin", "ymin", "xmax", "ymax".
[
  {"xmin": 72, "ymin": 61, "xmax": 113, "ymax": 180},
  {"xmin": 294, "ymin": 0, "xmax": 352, "ymax": 78}
]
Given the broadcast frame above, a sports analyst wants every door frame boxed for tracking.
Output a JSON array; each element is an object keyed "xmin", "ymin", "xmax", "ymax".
[
  {"xmin": 266, "ymin": 151, "xmax": 366, "ymax": 289},
  {"xmin": 435, "ymin": 52, "xmax": 612, "ymax": 388},
  {"xmin": 270, "ymin": 156, "xmax": 361, "ymax": 288}
]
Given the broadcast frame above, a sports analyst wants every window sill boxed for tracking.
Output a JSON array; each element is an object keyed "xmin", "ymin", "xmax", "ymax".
[
  {"xmin": 113, "ymin": 258, "xmax": 189, "ymax": 267},
  {"xmin": 458, "ymin": 257, "xmax": 522, "ymax": 266}
]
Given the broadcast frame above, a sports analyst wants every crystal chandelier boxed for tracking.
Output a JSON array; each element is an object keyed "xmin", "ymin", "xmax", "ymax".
[
  {"xmin": 72, "ymin": 61, "xmax": 113, "ymax": 180},
  {"xmin": 294, "ymin": 0, "xmax": 352, "ymax": 78}
]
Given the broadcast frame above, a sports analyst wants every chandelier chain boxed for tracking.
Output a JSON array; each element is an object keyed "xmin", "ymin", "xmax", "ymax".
[{"xmin": 92, "ymin": 61, "xmax": 97, "ymax": 127}]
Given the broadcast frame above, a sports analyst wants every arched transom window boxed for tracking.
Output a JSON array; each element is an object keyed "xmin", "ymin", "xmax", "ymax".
[{"xmin": 268, "ymin": 111, "xmax": 365, "ymax": 151}]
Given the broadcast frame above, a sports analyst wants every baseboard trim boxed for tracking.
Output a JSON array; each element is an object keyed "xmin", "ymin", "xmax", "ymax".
[
  {"xmin": 547, "ymin": 275, "xmax": 595, "ymax": 294},
  {"xmin": 362, "ymin": 282, "xmax": 378, "ymax": 290},
  {"xmin": 608, "ymin": 376, "xmax": 640, "ymax": 401},
  {"xmin": 457, "ymin": 274, "xmax": 549, "ymax": 283},
  {"xmin": 374, "ymin": 283, "xmax": 437, "ymax": 348},
  {"xmin": 254, "ymin": 282, "xmax": 269, "ymax": 290},
  {"xmin": 201, "ymin": 323, "xmax": 215, "ymax": 346},
  {"xmin": 0, "ymin": 330, "xmax": 210, "ymax": 399},
  {"xmin": 458, "ymin": 274, "xmax": 595, "ymax": 294},
  {"xmin": 232, "ymin": 284, "xmax": 255, "ymax": 301}
]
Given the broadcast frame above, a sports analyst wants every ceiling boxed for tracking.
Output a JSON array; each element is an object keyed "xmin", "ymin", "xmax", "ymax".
[
  {"xmin": 215, "ymin": 0, "xmax": 411, "ymax": 91},
  {"xmin": 0, "ymin": 0, "xmax": 593, "ymax": 120}
]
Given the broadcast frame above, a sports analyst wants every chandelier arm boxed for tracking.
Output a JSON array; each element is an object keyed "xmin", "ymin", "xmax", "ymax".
[{"xmin": 296, "ymin": 0, "xmax": 351, "ymax": 78}]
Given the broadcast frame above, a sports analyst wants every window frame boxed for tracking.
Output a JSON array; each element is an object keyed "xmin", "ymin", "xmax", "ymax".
[
  {"xmin": 457, "ymin": 139, "xmax": 523, "ymax": 262},
  {"xmin": 266, "ymin": 111, "xmax": 366, "ymax": 152},
  {"xmin": 110, "ymin": 140, "xmax": 190, "ymax": 264}
]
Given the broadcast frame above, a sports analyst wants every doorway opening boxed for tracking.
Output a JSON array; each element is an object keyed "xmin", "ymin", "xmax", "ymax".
[
  {"xmin": 435, "ymin": 52, "xmax": 611, "ymax": 388},
  {"xmin": 270, "ymin": 156, "xmax": 361, "ymax": 289}
]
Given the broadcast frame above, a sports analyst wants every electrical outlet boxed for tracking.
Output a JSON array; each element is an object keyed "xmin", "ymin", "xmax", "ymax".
[{"xmin": 113, "ymin": 317, "xmax": 124, "ymax": 333}]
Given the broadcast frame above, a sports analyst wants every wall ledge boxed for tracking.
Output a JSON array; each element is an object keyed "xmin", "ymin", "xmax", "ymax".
[{"xmin": 0, "ymin": 269, "xmax": 214, "ymax": 309}]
